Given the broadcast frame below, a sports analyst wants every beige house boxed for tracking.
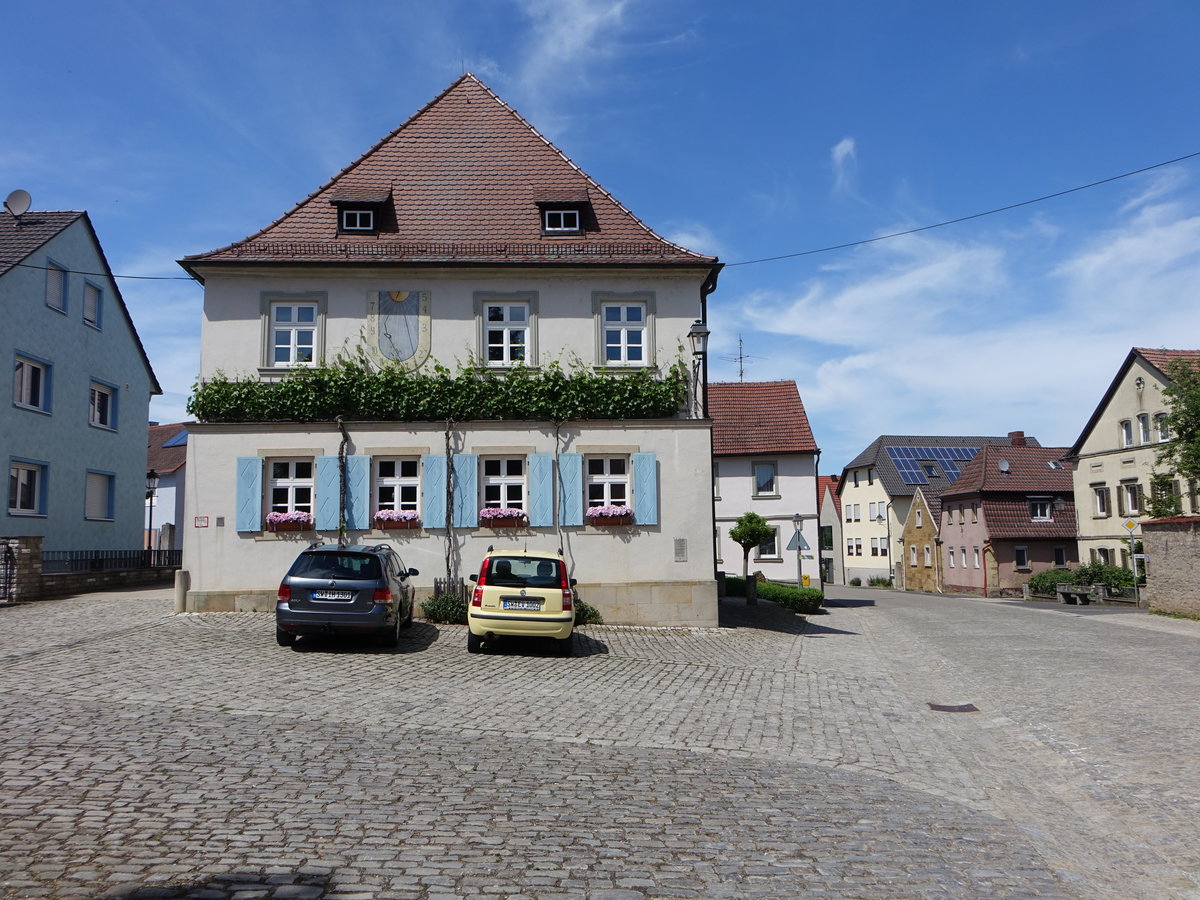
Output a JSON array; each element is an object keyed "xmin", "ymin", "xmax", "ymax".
[
  {"xmin": 1063, "ymin": 347, "xmax": 1200, "ymax": 569},
  {"xmin": 176, "ymin": 74, "xmax": 722, "ymax": 625}
]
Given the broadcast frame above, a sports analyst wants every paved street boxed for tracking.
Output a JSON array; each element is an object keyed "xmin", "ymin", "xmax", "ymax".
[{"xmin": 1, "ymin": 584, "xmax": 1198, "ymax": 899}]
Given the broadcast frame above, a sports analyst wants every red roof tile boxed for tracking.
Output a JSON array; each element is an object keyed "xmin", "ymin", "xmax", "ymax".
[
  {"xmin": 818, "ymin": 475, "xmax": 841, "ymax": 516},
  {"xmin": 709, "ymin": 381, "xmax": 817, "ymax": 456},
  {"xmin": 182, "ymin": 74, "xmax": 716, "ymax": 272},
  {"xmin": 147, "ymin": 423, "xmax": 188, "ymax": 476},
  {"xmin": 980, "ymin": 497, "xmax": 1078, "ymax": 540},
  {"xmin": 1135, "ymin": 347, "xmax": 1200, "ymax": 374},
  {"xmin": 942, "ymin": 445, "xmax": 1073, "ymax": 496}
]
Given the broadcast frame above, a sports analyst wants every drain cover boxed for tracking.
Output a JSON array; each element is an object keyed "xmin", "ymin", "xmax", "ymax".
[{"xmin": 928, "ymin": 702, "xmax": 980, "ymax": 713}]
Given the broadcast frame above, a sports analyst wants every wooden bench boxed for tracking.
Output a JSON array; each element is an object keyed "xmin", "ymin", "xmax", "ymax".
[{"xmin": 1056, "ymin": 584, "xmax": 1099, "ymax": 605}]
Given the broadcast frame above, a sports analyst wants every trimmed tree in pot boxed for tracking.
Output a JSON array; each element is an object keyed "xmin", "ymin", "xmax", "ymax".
[{"xmin": 729, "ymin": 512, "xmax": 775, "ymax": 605}]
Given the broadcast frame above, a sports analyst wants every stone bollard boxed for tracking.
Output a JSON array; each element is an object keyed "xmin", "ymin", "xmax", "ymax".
[{"xmin": 174, "ymin": 569, "xmax": 190, "ymax": 614}]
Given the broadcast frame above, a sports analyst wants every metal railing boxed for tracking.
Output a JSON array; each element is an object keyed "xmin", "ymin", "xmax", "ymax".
[{"xmin": 42, "ymin": 549, "xmax": 181, "ymax": 574}]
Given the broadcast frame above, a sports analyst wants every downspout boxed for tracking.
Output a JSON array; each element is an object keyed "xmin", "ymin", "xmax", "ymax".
[
  {"xmin": 815, "ymin": 449, "xmax": 824, "ymax": 593},
  {"xmin": 982, "ymin": 541, "xmax": 992, "ymax": 598},
  {"xmin": 701, "ymin": 265, "xmax": 721, "ymax": 580}
]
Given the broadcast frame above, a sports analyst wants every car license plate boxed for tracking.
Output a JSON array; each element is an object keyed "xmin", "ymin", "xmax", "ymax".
[
  {"xmin": 313, "ymin": 590, "xmax": 353, "ymax": 600},
  {"xmin": 503, "ymin": 599, "xmax": 542, "ymax": 610}
]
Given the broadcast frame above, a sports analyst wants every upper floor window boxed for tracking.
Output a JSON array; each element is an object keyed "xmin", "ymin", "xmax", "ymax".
[
  {"xmin": 89, "ymin": 381, "xmax": 117, "ymax": 430},
  {"xmin": 270, "ymin": 302, "xmax": 317, "ymax": 368},
  {"xmin": 482, "ymin": 457, "xmax": 525, "ymax": 510},
  {"xmin": 83, "ymin": 282, "xmax": 102, "ymax": 327},
  {"xmin": 915, "ymin": 509, "xmax": 923, "ymax": 528},
  {"xmin": 1029, "ymin": 498, "xmax": 1052, "ymax": 521},
  {"xmin": 753, "ymin": 461, "xmax": 777, "ymax": 497},
  {"xmin": 45, "ymin": 262, "xmax": 67, "ymax": 312},
  {"xmin": 269, "ymin": 459, "xmax": 314, "ymax": 515},
  {"xmin": 923, "ymin": 545, "xmax": 932, "ymax": 567},
  {"xmin": 819, "ymin": 525, "xmax": 833, "ymax": 551},
  {"xmin": 1093, "ymin": 485, "xmax": 1111, "ymax": 517},
  {"xmin": 340, "ymin": 209, "xmax": 375, "ymax": 232},
  {"xmin": 586, "ymin": 456, "xmax": 628, "ymax": 508},
  {"xmin": 9, "ymin": 460, "xmax": 47, "ymax": 515},
  {"xmin": 85, "ymin": 471, "xmax": 115, "ymax": 520},
  {"xmin": 1119, "ymin": 481, "xmax": 1143, "ymax": 517},
  {"xmin": 1137, "ymin": 414, "xmax": 1151, "ymax": 444},
  {"xmin": 601, "ymin": 304, "xmax": 646, "ymax": 366},
  {"xmin": 1156, "ymin": 413, "xmax": 1171, "ymax": 442},
  {"xmin": 971, "ymin": 502, "xmax": 978, "ymax": 522},
  {"xmin": 484, "ymin": 303, "xmax": 528, "ymax": 367},
  {"xmin": 374, "ymin": 458, "xmax": 419, "ymax": 512},
  {"xmin": 542, "ymin": 208, "xmax": 581, "ymax": 233},
  {"xmin": 13, "ymin": 355, "xmax": 51, "ymax": 412},
  {"xmin": 1119, "ymin": 419, "xmax": 1134, "ymax": 447}
]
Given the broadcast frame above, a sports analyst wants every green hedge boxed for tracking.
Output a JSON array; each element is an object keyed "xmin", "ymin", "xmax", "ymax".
[
  {"xmin": 1027, "ymin": 564, "xmax": 1136, "ymax": 596},
  {"xmin": 724, "ymin": 576, "xmax": 823, "ymax": 615},
  {"xmin": 420, "ymin": 593, "xmax": 468, "ymax": 624}
]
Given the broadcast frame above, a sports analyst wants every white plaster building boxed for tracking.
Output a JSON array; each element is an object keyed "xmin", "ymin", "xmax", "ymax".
[{"xmin": 177, "ymin": 74, "xmax": 722, "ymax": 625}]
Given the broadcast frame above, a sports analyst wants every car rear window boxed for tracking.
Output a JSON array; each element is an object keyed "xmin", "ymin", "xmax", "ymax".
[
  {"xmin": 487, "ymin": 556, "xmax": 561, "ymax": 587},
  {"xmin": 290, "ymin": 552, "xmax": 382, "ymax": 580}
]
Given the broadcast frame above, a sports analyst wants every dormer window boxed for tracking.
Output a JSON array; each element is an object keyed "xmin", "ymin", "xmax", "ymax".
[
  {"xmin": 341, "ymin": 209, "xmax": 375, "ymax": 232},
  {"xmin": 543, "ymin": 208, "xmax": 581, "ymax": 233}
]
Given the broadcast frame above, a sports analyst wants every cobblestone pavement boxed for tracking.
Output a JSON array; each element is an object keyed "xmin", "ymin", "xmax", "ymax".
[{"xmin": 0, "ymin": 585, "xmax": 1196, "ymax": 899}]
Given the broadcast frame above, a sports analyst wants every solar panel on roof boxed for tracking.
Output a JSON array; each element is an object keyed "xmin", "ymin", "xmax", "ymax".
[{"xmin": 885, "ymin": 445, "xmax": 980, "ymax": 485}]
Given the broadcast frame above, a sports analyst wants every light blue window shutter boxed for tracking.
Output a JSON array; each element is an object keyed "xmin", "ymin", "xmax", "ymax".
[
  {"xmin": 558, "ymin": 453, "xmax": 583, "ymax": 526},
  {"xmin": 345, "ymin": 455, "xmax": 371, "ymax": 530},
  {"xmin": 632, "ymin": 452, "xmax": 658, "ymax": 525},
  {"xmin": 528, "ymin": 454, "xmax": 554, "ymax": 527},
  {"xmin": 315, "ymin": 457, "xmax": 341, "ymax": 531},
  {"xmin": 452, "ymin": 454, "xmax": 478, "ymax": 528},
  {"xmin": 235, "ymin": 457, "xmax": 263, "ymax": 532},
  {"xmin": 422, "ymin": 456, "xmax": 447, "ymax": 528}
]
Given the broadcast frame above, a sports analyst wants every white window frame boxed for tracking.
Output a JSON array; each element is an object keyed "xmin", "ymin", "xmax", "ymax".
[
  {"xmin": 973, "ymin": 547, "xmax": 981, "ymax": 569},
  {"xmin": 948, "ymin": 547, "xmax": 956, "ymax": 568},
  {"xmin": 478, "ymin": 294, "xmax": 535, "ymax": 368},
  {"xmin": 1093, "ymin": 485, "xmax": 1110, "ymax": 517},
  {"xmin": 870, "ymin": 537, "xmax": 879, "ymax": 557},
  {"xmin": 1122, "ymin": 482, "xmax": 1141, "ymax": 516},
  {"xmin": 543, "ymin": 208, "xmax": 580, "ymax": 233},
  {"xmin": 83, "ymin": 281, "xmax": 102, "ymax": 328},
  {"xmin": 593, "ymin": 292, "xmax": 654, "ymax": 369},
  {"xmin": 752, "ymin": 461, "xmax": 778, "ymax": 498},
  {"xmin": 1119, "ymin": 419, "xmax": 1134, "ymax": 447},
  {"xmin": 482, "ymin": 457, "xmax": 526, "ymax": 511},
  {"xmin": 600, "ymin": 303, "xmax": 647, "ymax": 366},
  {"xmin": 89, "ymin": 380, "xmax": 117, "ymax": 430},
  {"xmin": 340, "ymin": 209, "xmax": 375, "ymax": 232},
  {"xmin": 910, "ymin": 545, "xmax": 918, "ymax": 567},
  {"xmin": 923, "ymin": 545, "xmax": 932, "ymax": 567},
  {"xmin": 13, "ymin": 354, "xmax": 51, "ymax": 412},
  {"xmin": 374, "ymin": 458, "xmax": 420, "ymax": 512},
  {"xmin": 1137, "ymin": 414, "xmax": 1150, "ymax": 444},
  {"xmin": 854, "ymin": 537, "xmax": 862, "ymax": 556},
  {"xmin": 85, "ymin": 470, "xmax": 115, "ymax": 521},
  {"xmin": 915, "ymin": 509, "xmax": 923, "ymax": 528},
  {"xmin": 1156, "ymin": 413, "xmax": 1171, "ymax": 442},
  {"xmin": 45, "ymin": 261, "xmax": 66, "ymax": 312},
  {"xmin": 586, "ymin": 456, "xmax": 629, "ymax": 508},
  {"xmin": 879, "ymin": 536, "xmax": 888, "ymax": 558},
  {"xmin": 266, "ymin": 299, "xmax": 320, "ymax": 368},
  {"xmin": 9, "ymin": 460, "xmax": 47, "ymax": 515},
  {"xmin": 754, "ymin": 526, "xmax": 781, "ymax": 561},
  {"xmin": 1028, "ymin": 498, "xmax": 1052, "ymax": 521},
  {"xmin": 268, "ymin": 459, "xmax": 314, "ymax": 515}
]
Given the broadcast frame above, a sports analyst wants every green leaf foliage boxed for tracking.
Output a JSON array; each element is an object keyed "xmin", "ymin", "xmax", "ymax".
[
  {"xmin": 724, "ymin": 576, "xmax": 824, "ymax": 614},
  {"xmin": 420, "ymin": 593, "xmax": 468, "ymax": 624},
  {"xmin": 728, "ymin": 512, "xmax": 774, "ymax": 552},
  {"xmin": 574, "ymin": 599, "xmax": 604, "ymax": 625},
  {"xmin": 187, "ymin": 359, "xmax": 690, "ymax": 423},
  {"xmin": 1157, "ymin": 357, "xmax": 1200, "ymax": 482}
]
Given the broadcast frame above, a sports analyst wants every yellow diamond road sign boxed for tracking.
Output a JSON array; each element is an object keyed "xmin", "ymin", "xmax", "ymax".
[{"xmin": 1122, "ymin": 519, "xmax": 1139, "ymax": 532}]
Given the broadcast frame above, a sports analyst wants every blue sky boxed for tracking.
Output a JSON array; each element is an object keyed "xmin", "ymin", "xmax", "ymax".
[{"xmin": 4, "ymin": 1, "xmax": 1199, "ymax": 468}]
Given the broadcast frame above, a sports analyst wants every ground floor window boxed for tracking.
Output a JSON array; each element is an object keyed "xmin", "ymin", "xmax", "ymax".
[
  {"xmin": 85, "ymin": 471, "xmax": 115, "ymax": 520},
  {"xmin": 8, "ymin": 461, "xmax": 46, "ymax": 514},
  {"xmin": 269, "ymin": 459, "xmax": 314, "ymax": 514},
  {"xmin": 482, "ymin": 457, "xmax": 525, "ymax": 510},
  {"xmin": 374, "ymin": 458, "xmax": 419, "ymax": 512},
  {"xmin": 1054, "ymin": 546, "xmax": 1068, "ymax": 568},
  {"xmin": 755, "ymin": 526, "xmax": 781, "ymax": 560},
  {"xmin": 948, "ymin": 547, "xmax": 956, "ymax": 568},
  {"xmin": 586, "ymin": 456, "xmax": 628, "ymax": 508},
  {"xmin": 1015, "ymin": 545, "xmax": 1030, "ymax": 570}
]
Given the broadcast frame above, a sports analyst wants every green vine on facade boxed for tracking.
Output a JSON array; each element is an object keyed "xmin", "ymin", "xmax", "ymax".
[{"xmin": 186, "ymin": 359, "xmax": 691, "ymax": 423}]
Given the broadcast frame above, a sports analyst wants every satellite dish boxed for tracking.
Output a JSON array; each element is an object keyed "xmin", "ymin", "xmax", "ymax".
[
  {"xmin": 4, "ymin": 189, "xmax": 31, "ymax": 217},
  {"xmin": 998, "ymin": 458, "xmax": 1011, "ymax": 473}
]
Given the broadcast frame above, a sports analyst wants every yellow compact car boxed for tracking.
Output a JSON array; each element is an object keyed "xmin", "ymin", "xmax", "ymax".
[{"xmin": 467, "ymin": 548, "xmax": 577, "ymax": 656}]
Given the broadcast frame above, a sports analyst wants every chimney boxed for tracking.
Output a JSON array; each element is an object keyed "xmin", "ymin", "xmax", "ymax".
[{"xmin": 1009, "ymin": 431, "xmax": 1026, "ymax": 447}]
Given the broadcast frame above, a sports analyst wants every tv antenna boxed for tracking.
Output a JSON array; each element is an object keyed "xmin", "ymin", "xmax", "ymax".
[
  {"xmin": 718, "ymin": 334, "xmax": 765, "ymax": 381},
  {"xmin": 4, "ymin": 189, "xmax": 31, "ymax": 226}
]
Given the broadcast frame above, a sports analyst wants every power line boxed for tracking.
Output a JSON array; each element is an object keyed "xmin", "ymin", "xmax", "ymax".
[
  {"xmin": 3, "ymin": 259, "xmax": 198, "ymax": 282},
  {"xmin": 725, "ymin": 150, "xmax": 1200, "ymax": 268}
]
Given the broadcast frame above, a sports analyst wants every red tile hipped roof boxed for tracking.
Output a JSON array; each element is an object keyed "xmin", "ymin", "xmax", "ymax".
[
  {"xmin": 182, "ymin": 74, "xmax": 716, "ymax": 272},
  {"xmin": 941, "ymin": 445, "xmax": 1074, "ymax": 496},
  {"xmin": 147, "ymin": 423, "xmax": 188, "ymax": 476},
  {"xmin": 709, "ymin": 381, "xmax": 817, "ymax": 456}
]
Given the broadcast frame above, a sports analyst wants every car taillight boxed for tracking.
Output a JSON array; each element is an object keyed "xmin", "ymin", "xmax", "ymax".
[
  {"xmin": 277, "ymin": 583, "xmax": 291, "ymax": 602},
  {"xmin": 373, "ymin": 588, "xmax": 391, "ymax": 605},
  {"xmin": 471, "ymin": 558, "xmax": 489, "ymax": 607},
  {"xmin": 471, "ymin": 585, "xmax": 483, "ymax": 607},
  {"xmin": 559, "ymin": 567, "xmax": 573, "ymax": 610}
]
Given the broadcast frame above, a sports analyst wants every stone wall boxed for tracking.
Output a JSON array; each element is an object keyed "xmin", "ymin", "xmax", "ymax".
[
  {"xmin": 1140, "ymin": 518, "xmax": 1200, "ymax": 618},
  {"xmin": 1, "ymin": 536, "xmax": 175, "ymax": 605}
]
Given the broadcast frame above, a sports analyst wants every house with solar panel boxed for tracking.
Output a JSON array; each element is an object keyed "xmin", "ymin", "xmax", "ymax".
[
  {"xmin": 176, "ymin": 74, "xmax": 722, "ymax": 626},
  {"xmin": 146, "ymin": 423, "xmax": 188, "ymax": 551},
  {"xmin": 709, "ymin": 381, "xmax": 819, "ymax": 585},
  {"xmin": 836, "ymin": 433, "xmax": 1041, "ymax": 585}
]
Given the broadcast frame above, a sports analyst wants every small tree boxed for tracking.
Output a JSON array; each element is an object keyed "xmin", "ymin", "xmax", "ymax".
[
  {"xmin": 729, "ymin": 512, "xmax": 774, "ymax": 604},
  {"xmin": 1157, "ymin": 357, "xmax": 1200, "ymax": 483}
]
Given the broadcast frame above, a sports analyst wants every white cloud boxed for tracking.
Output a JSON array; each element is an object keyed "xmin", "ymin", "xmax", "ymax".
[
  {"xmin": 831, "ymin": 137, "xmax": 857, "ymax": 195},
  {"xmin": 665, "ymin": 222, "xmax": 725, "ymax": 258}
]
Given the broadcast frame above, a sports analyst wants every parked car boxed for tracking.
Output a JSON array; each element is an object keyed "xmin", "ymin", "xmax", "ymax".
[
  {"xmin": 467, "ymin": 548, "xmax": 577, "ymax": 656},
  {"xmin": 276, "ymin": 544, "xmax": 418, "ymax": 648}
]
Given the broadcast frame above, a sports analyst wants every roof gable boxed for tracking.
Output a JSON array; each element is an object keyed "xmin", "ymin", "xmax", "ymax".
[
  {"xmin": 182, "ymin": 74, "xmax": 717, "ymax": 273},
  {"xmin": 941, "ymin": 445, "xmax": 1074, "ymax": 497},
  {"xmin": 709, "ymin": 381, "xmax": 818, "ymax": 456},
  {"xmin": 841, "ymin": 433, "xmax": 1042, "ymax": 498}
]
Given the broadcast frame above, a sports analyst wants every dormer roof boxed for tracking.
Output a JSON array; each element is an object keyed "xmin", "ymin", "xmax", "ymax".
[{"xmin": 181, "ymin": 74, "xmax": 718, "ymax": 278}]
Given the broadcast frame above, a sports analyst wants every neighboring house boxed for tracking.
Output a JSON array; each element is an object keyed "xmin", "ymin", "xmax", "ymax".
[
  {"xmin": 177, "ymin": 74, "xmax": 722, "ymax": 625},
  {"xmin": 897, "ymin": 486, "xmax": 943, "ymax": 593},
  {"xmin": 937, "ymin": 442, "xmax": 1077, "ymax": 596},
  {"xmin": 838, "ymin": 432, "xmax": 1041, "ymax": 585},
  {"xmin": 2, "ymin": 207, "xmax": 160, "ymax": 551},
  {"xmin": 817, "ymin": 474, "xmax": 843, "ymax": 586},
  {"xmin": 147, "ymin": 423, "xmax": 189, "ymax": 550},
  {"xmin": 710, "ymin": 381, "xmax": 819, "ymax": 584},
  {"xmin": 1063, "ymin": 347, "xmax": 1200, "ymax": 569}
]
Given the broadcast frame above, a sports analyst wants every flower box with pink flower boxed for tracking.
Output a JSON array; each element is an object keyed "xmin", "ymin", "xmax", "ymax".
[
  {"xmin": 374, "ymin": 509, "xmax": 421, "ymax": 530},
  {"xmin": 479, "ymin": 507, "xmax": 527, "ymax": 528},
  {"xmin": 585, "ymin": 505, "xmax": 634, "ymax": 527}
]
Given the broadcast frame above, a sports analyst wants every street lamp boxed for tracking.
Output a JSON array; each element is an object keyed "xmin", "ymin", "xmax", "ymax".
[
  {"xmin": 876, "ymin": 503, "xmax": 893, "ymax": 584},
  {"xmin": 686, "ymin": 319, "xmax": 710, "ymax": 419},
  {"xmin": 145, "ymin": 470, "xmax": 160, "ymax": 556},
  {"xmin": 793, "ymin": 512, "xmax": 803, "ymax": 589}
]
